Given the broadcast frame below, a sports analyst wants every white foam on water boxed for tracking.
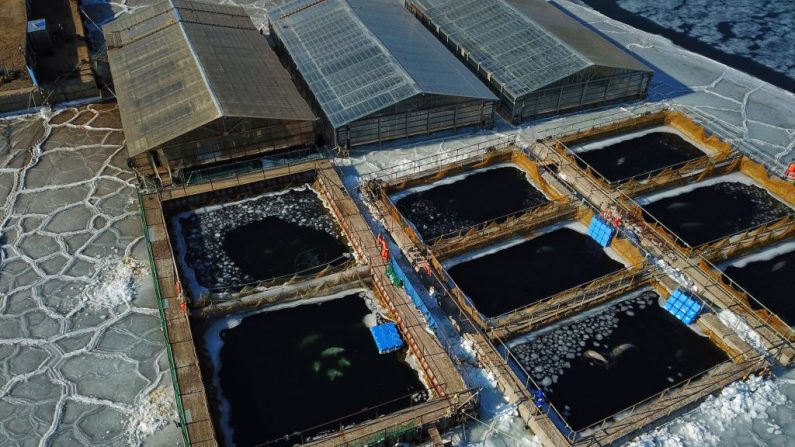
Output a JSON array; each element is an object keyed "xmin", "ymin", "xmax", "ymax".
[
  {"xmin": 570, "ymin": 125, "xmax": 710, "ymax": 157},
  {"xmin": 636, "ymin": 172, "xmax": 794, "ymax": 210},
  {"xmin": 722, "ymin": 240, "xmax": 795, "ymax": 269},
  {"xmin": 389, "ymin": 162, "xmax": 549, "ymax": 202},
  {"xmin": 169, "ymin": 183, "xmax": 350, "ymax": 300}
]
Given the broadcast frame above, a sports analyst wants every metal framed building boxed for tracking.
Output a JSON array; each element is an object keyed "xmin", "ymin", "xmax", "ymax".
[
  {"xmin": 268, "ymin": 0, "xmax": 498, "ymax": 149},
  {"xmin": 104, "ymin": 0, "xmax": 316, "ymax": 187},
  {"xmin": 405, "ymin": 0, "xmax": 654, "ymax": 123}
]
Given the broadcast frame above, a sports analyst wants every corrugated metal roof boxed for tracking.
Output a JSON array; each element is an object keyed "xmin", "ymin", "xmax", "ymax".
[
  {"xmin": 104, "ymin": 0, "xmax": 314, "ymax": 157},
  {"xmin": 409, "ymin": 0, "xmax": 651, "ymax": 100},
  {"xmin": 268, "ymin": 0, "xmax": 496, "ymax": 129}
]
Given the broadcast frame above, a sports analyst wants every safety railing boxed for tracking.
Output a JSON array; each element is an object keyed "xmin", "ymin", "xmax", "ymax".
[
  {"xmin": 425, "ymin": 199, "xmax": 575, "ymax": 253},
  {"xmin": 533, "ymin": 137, "xmax": 795, "ymax": 361},
  {"xmin": 363, "ymin": 135, "xmax": 515, "ymax": 183},
  {"xmin": 572, "ymin": 350, "xmax": 768, "ymax": 444},
  {"xmin": 140, "ymin": 149, "xmax": 329, "ymax": 199},
  {"xmin": 180, "ymin": 147, "xmax": 325, "ymax": 186},
  {"xmin": 637, "ymin": 207, "xmax": 795, "ymax": 260},
  {"xmin": 194, "ymin": 256, "xmax": 358, "ymax": 303},
  {"xmin": 136, "ymin": 192, "xmax": 191, "ymax": 445},
  {"xmin": 252, "ymin": 387, "xmax": 474, "ymax": 447},
  {"xmin": 489, "ymin": 267, "xmax": 654, "ymax": 338},
  {"xmin": 525, "ymin": 102, "xmax": 668, "ymax": 143},
  {"xmin": 699, "ymin": 256, "xmax": 795, "ymax": 342}
]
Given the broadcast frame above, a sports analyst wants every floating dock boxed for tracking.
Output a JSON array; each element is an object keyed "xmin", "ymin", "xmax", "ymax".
[
  {"xmin": 139, "ymin": 159, "xmax": 473, "ymax": 446},
  {"xmin": 364, "ymin": 108, "xmax": 788, "ymax": 446}
]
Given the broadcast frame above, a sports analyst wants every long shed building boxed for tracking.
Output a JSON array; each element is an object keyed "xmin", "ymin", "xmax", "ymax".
[
  {"xmin": 268, "ymin": 0, "xmax": 498, "ymax": 148},
  {"xmin": 405, "ymin": 0, "xmax": 654, "ymax": 123},
  {"xmin": 104, "ymin": 0, "xmax": 316, "ymax": 187}
]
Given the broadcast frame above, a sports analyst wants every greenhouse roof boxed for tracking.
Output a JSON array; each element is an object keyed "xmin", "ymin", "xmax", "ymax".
[
  {"xmin": 409, "ymin": 0, "xmax": 651, "ymax": 100},
  {"xmin": 269, "ymin": 0, "xmax": 496, "ymax": 128},
  {"xmin": 104, "ymin": 0, "xmax": 314, "ymax": 156}
]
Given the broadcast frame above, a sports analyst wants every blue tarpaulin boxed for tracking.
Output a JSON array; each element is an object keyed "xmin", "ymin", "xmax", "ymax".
[
  {"xmin": 369, "ymin": 322, "xmax": 404, "ymax": 354},
  {"xmin": 389, "ymin": 258, "xmax": 438, "ymax": 331}
]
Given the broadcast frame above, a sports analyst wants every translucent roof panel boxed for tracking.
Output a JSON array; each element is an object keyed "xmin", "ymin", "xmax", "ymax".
[
  {"xmin": 104, "ymin": 0, "xmax": 314, "ymax": 156},
  {"xmin": 347, "ymin": 0, "xmax": 496, "ymax": 102},
  {"xmin": 410, "ymin": 0, "xmax": 649, "ymax": 100},
  {"xmin": 269, "ymin": 0, "xmax": 495, "ymax": 128}
]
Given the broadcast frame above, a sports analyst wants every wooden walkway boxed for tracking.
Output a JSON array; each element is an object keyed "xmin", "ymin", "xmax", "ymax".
[
  {"xmin": 316, "ymin": 164, "xmax": 468, "ymax": 397},
  {"xmin": 140, "ymin": 193, "xmax": 218, "ymax": 447},
  {"xmin": 141, "ymin": 160, "xmax": 472, "ymax": 446},
  {"xmin": 529, "ymin": 141, "xmax": 795, "ymax": 365},
  {"xmin": 464, "ymin": 333, "xmax": 570, "ymax": 447},
  {"xmin": 365, "ymin": 177, "xmax": 571, "ymax": 446}
]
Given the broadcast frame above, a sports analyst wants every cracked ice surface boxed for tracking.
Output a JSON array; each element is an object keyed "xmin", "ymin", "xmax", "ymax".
[{"xmin": 0, "ymin": 104, "xmax": 180, "ymax": 446}]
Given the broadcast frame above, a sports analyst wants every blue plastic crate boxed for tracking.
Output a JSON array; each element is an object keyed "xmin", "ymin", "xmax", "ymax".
[
  {"xmin": 587, "ymin": 216, "xmax": 616, "ymax": 248},
  {"xmin": 369, "ymin": 322, "xmax": 404, "ymax": 354},
  {"xmin": 663, "ymin": 289, "xmax": 702, "ymax": 325}
]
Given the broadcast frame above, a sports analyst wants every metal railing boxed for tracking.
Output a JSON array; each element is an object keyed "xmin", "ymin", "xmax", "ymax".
[
  {"xmin": 363, "ymin": 135, "xmax": 515, "ymax": 183},
  {"xmin": 573, "ymin": 350, "xmax": 767, "ymax": 444},
  {"xmin": 195, "ymin": 255, "xmax": 358, "ymax": 302},
  {"xmin": 180, "ymin": 147, "xmax": 325, "ymax": 186},
  {"xmin": 141, "ymin": 148, "xmax": 330, "ymax": 197},
  {"xmin": 531, "ymin": 137, "xmax": 795, "ymax": 359},
  {"xmin": 136, "ymin": 192, "xmax": 191, "ymax": 445},
  {"xmin": 252, "ymin": 388, "xmax": 474, "ymax": 447},
  {"xmin": 699, "ymin": 256, "xmax": 795, "ymax": 341},
  {"xmin": 424, "ymin": 199, "xmax": 575, "ymax": 250},
  {"xmin": 489, "ymin": 267, "xmax": 653, "ymax": 336},
  {"xmin": 523, "ymin": 102, "xmax": 668, "ymax": 143}
]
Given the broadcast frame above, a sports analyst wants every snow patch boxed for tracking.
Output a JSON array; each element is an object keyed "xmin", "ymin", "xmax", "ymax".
[
  {"xmin": 717, "ymin": 310, "xmax": 767, "ymax": 354},
  {"xmin": 81, "ymin": 257, "xmax": 145, "ymax": 310},
  {"xmin": 571, "ymin": 126, "xmax": 709, "ymax": 156},
  {"xmin": 127, "ymin": 385, "xmax": 175, "ymax": 440}
]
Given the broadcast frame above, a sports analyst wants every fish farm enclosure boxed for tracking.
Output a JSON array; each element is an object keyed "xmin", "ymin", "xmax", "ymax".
[
  {"xmin": 140, "ymin": 159, "xmax": 472, "ymax": 446},
  {"xmin": 394, "ymin": 165, "xmax": 550, "ymax": 241},
  {"xmin": 507, "ymin": 288, "xmax": 729, "ymax": 431},
  {"xmin": 638, "ymin": 176, "xmax": 793, "ymax": 248},
  {"xmin": 723, "ymin": 242, "xmax": 795, "ymax": 328},
  {"xmin": 447, "ymin": 226, "xmax": 625, "ymax": 318},
  {"xmin": 573, "ymin": 129, "xmax": 707, "ymax": 183},
  {"xmin": 363, "ymin": 109, "xmax": 793, "ymax": 446},
  {"xmin": 169, "ymin": 184, "xmax": 352, "ymax": 299},
  {"xmin": 202, "ymin": 291, "xmax": 427, "ymax": 445}
]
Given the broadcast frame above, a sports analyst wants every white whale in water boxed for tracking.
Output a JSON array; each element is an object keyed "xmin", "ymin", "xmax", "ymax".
[{"xmin": 584, "ymin": 343, "xmax": 636, "ymax": 369}]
